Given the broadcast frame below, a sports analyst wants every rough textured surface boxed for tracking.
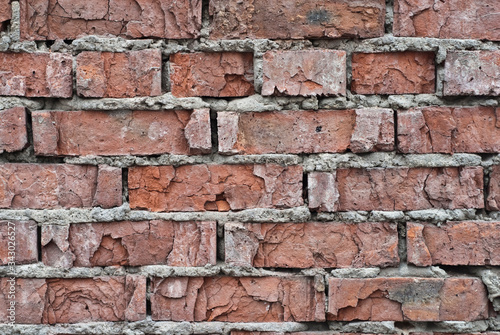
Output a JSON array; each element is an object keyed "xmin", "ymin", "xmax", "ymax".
[
  {"xmin": 0, "ymin": 107, "xmax": 28, "ymax": 153},
  {"xmin": 209, "ymin": 0, "xmax": 386, "ymax": 39},
  {"xmin": 0, "ymin": 53, "xmax": 73, "ymax": 98},
  {"xmin": 129, "ymin": 164, "xmax": 303, "ymax": 212},
  {"xmin": 351, "ymin": 52, "xmax": 435, "ymax": 95},
  {"xmin": 312, "ymin": 167, "xmax": 484, "ymax": 211},
  {"xmin": 262, "ymin": 50, "xmax": 346, "ymax": 96},
  {"xmin": 0, "ymin": 276, "xmax": 146, "ymax": 323},
  {"xmin": 487, "ymin": 165, "xmax": 500, "ymax": 211},
  {"xmin": 32, "ymin": 109, "xmax": 211, "ymax": 156},
  {"xmin": 19, "ymin": 0, "xmax": 202, "ymax": 40},
  {"xmin": 217, "ymin": 109, "xmax": 393, "ymax": 155},
  {"xmin": 444, "ymin": 51, "xmax": 500, "ymax": 96},
  {"xmin": 151, "ymin": 276, "xmax": 325, "ymax": 322},
  {"xmin": 328, "ymin": 278, "xmax": 490, "ymax": 321},
  {"xmin": 0, "ymin": 220, "xmax": 37, "ymax": 265},
  {"xmin": 225, "ymin": 222, "xmax": 399, "ymax": 268},
  {"xmin": 42, "ymin": 220, "xmax": 216, "ymax": 267},
  {"xmin": 394, "ymin": 0, "xmax": 500, "ymax": 41},
  {"xmin": 0, "ymin": 0, "xmax": 10, "ymax": 31},
  {"xmin": 76, "ymin": 50, "xmax": 161, "ymax": 98},
  {"xmin": 0, "ymin": 164, "xmax": 122, "ymax": 209},
  {"xmin": 398, "ymin": 107, "xmax": 500, "ymax": 153},
  {"xmin": 407, "ymin": 221, "xmax": 500, "ymax": 266},
  {"xmin": 170, "ymin": 52, "xmax": 254, "ymax": 98}
]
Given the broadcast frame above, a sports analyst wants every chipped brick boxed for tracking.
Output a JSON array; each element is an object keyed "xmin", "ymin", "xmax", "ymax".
[
  {"xmin": 0, "ymin": 107, "xmax": 28, "ymax": 153},
  {"xmin": 0, "ymin": 0, "xmax": 11, "ymax": 31},
  {"xmin": 487, "ymin": 165, "xmax": 500, "ymax": 211}
]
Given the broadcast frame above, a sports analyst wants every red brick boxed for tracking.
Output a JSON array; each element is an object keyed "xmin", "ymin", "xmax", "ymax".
[
  {"xmin": 0, "ymin": 0, "xmax": 10, "ymax": 31},
  {"xmin": 0, "ymin": 276, "xmax": 146, "ymax": 323},
  {"xmin": 309, "ymin": 167, "xmax": 484, "ymax": 211},
  {"xmin": 170, "ymin": 52, "xmax": 254, "ymax": 98},
  {"xmin": 394, "ymin": 0, "xmax": 500, "ymax": 41},
  {"xmin": 151, "ymin": 276, "xmax": 325, "ymax": 322},
  {"xmin": 20, "ymin": 0, "xmax": 201, "ymax": 40},
  {"xmin": 209, "ymin": 0, "xmax": 386, "ymax": 40},
  {"xmin": 0, "ymin": 53, "xmax": 73, "ymax": 98},
  {"xmin": 398, "ymin": 107, "xmax": 500, "ymax": 153},
  {"xmin": 0, "ymin": 220, "xmax": 37, "ymax": 265},
  {"xmin": 328, "ymin": 278, "xmax": 489, "ymax": 321},
  {"xmin": 351, "ymin": 52, "xmax": 435, "ymax": 95},
  {"xmin": 32, "ymin": 109, "xmax": 211, "ymax": 156},
  {"xmin": 444, "ymin": 51, "xmax": 500, "ymax": 96},
  {"xmin": 76, "ymin": 50, "xmax": 161, "ymax": 98},
  {"xmin": 42, "ymin": 220, "xmax": 216, "ymax": 267},
  {"xmin": 225, "ymin": 222, "xmax": 399, "ymax": 268},
  {"xmin": 218, "ymin": 109, "xmax": 393, "ymax": 155},
  {"xmin": 487, "ymin": 165, "xmax": 500, "ymax": 210},
  {"xmin": 407, "ymin": 221, "xmax": 500, "ymax": 266},
  {"xmin": 129, "ymin": 164, "xmax": 303, "ymax": 212},
  {"xmin": 0, "ymin": 164, "xmax": 122, "ymax": 209},
  {"xmin": 262, "ymin": 50, "xmax": 346, "ymax": 97},
  {"xmin": 0, "ymin": 107, "xmax": 28, "ymax": 153}
]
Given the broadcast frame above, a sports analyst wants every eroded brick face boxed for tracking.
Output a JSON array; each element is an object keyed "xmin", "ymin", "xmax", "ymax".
[
  {"xmin": 128, "ymin": 164, "xmax": 303, "ymax": 212},
  {"xmin": 394, "ymin": 0, "xmax": 500, "ymax": 41},
  {"xmin": 42, "ymin": 221, "xmax": 217, "ymax": 267},
  {"xmin": 0, "ymin": 220, "xmax": 37, "ymax": 265},
  {"xmin": 209, "ymin": 0, "xmax": 386, "ymax": 39},
  {"xmin": 170, "ymin": 52, "xmax": 254, "ymax": 98},
  {"xmin": 20, "ymin": 0, "xmax": 202, "ymax": 40},
  {"xmin": 351, "ymin": 52, "xmax": 435, "ymax": 95},
  {"xmin": 32, "ymin": 109, "xmax": 211, "ymax": 156},
  {"xmin": 328, "ymin": 278, "xmax": 489, "ymax": 321},
  {"xmin": 487, "ymin": 165, "xmax": 500, "ymax": 211},
  {"xmin": 151, "ymin": 276, "xmax": 325, "ymax": 322},
  {"xmin": 0, "ymin": 107, "xmax": 28, "ymax": 153}
]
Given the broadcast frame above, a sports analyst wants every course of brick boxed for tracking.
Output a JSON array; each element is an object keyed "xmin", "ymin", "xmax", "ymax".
[{"xmin": 1, "ymin": 0, "xmax": 500, "ymax": 334}]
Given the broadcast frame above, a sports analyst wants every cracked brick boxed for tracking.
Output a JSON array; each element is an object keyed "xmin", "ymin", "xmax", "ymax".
[
  {"xmin": 0, "ymin": 220, "xmax": 37, "ymax": 265},
  {"xmin": 225, "ymin": 222, "xmax": 399, "ymax": 268},
  {"xmin": 0, "ymin": 107, "xmax": 28, "ymax": 154},
  {"xmin": 20, "ymin": 0, "xmax": 201, "ymax": 40},
  {"xmin": 170, "ymin": 52, "xmax": 254, "ymax": 98},
  {"xmin": 209, "ymin": 0, "xmax": 385, "ymax": 40},
  {"xmin": 42, "ymin": 220, "xmax": 216, "ymax": 267},
  {"xmin": 0, "ymin": 164, "xmax": 122, "ymax": 209},
  {"xmin": 151, "ymin": 276, "xmax": 325, "ymax": 322},
  {"xmin": 32, "ymin": 109, "xmax": 211, "ymax": 156},
  {"xmin": 128, "ymin": 164, "xmax": 303, "ymax": 212},
  {"xmin": 351, "ymin": 52, "xmax": 435, "ymax": 95},
  {"xmin": 328, "ymin": 278, "xmax": 489, "ymax": 321},
  {"xmin": 262, "ymin": 50, "xmax": 346, "ymax": 97},
  {"xmin": 76, "ymin": 50, "xmax": 161, "ymax": 98},
  {"xmin": 394, "ymin": 0, "xmax": 500, "ymax": 41}
]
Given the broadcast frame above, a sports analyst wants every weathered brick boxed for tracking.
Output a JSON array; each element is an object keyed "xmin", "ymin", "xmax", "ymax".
[
  {"xmin": 218, "ymin": 109, "xmax": 394, "ymax": 155},
  {"xmin": 487, "ymin": 165, "xmax": 500, "ymax": 210},
  {"xmin": 0, "ymin": 52, "xmax": 73, "ymax": 98},
  {"xmin": 225, "ymin": 222, "xmax": 399, "ymax": 268},
  {"xmin": 42, "ymin": 220, "xmax": 216, "ymax": 267},
  {"xmin": 151, "ymin": 276, "xmax": 325, "ymax": 322},
  {"xmin": 351, "ymin": 52, "xmax": 435, "ymax": 95},
  {"xmin": 0, "ymin": 0, "xmax": 10, "ymax": 31},
  {"xmin": 209, "ymin": 0, "xmax": 386, "ymax": 40},
  {"xmin": 394, "ymin": 0, "xmax": 500, "ymax": 41},
  {"xmin": 20, "ymin": 0, "xmax": 201, "ymax": 40},
  {"xmin": 328, "ymin": 278, "xmax": 489, "ymax": 321},
  {"xmin": 32, "ymin": 109, "xmax": 211, "ymax": 156},
  {"xmin": 0, "ymin": 276, "xmax": 146, "ymax": 323},
  {"xmin": 76, "ymin": 50, "xmax": 161, "ymax": 98},
  {"xmin": 0, "ymin": 107, "xmax": 28, "ymax": 153},
  {"xmin": 0, "ymin": 164, "xmax": 122, "ymax": 209},
  {"xmin": 262, "ymin": 50, "xmax": 346, "ymax": 97},
  {"xmin": 0, "ymin": 220, "xmax": 37, "ymax": 265},
  {"xmin": 444, "ymin": 51, "xmax": 500, "ymax": 96},
  {"xmin": 170, "ymin": 52, "xmax": 254, "ymax": 97},
  {"xmin": 398, "ymin": 107, "xmax": 500, "ymax": 153},
  {"xmin": 129, "ymin": 164, "xmax": 303, "ymax": 212},
  {"xmin": 309, "ymin": 167, "xmax": 484, "ymax": 211},
  {"xmin": 407, "ymin": 221, "xmax": 500, "ymax": 266}
]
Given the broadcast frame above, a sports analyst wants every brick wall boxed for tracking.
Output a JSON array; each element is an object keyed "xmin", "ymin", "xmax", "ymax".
[{"xmin": 1, "ymin": 0, "xmax": 500, "ymax": 334}]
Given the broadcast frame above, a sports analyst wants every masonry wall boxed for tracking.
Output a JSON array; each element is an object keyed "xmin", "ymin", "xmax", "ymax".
[{"xmin": 1, "ymin": 0, "xmax": 500, "ymax": 335}]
